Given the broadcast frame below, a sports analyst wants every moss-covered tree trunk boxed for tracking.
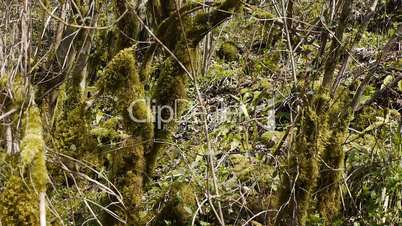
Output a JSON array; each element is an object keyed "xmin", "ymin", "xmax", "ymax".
[
  {"xmin": 94, "ymin": 0, "xmax": 242, "ymax": 224},
  {"xmin": 275, "ymin": 0, "xmax": 357, "ymax": 224},
  {"xmin": 276, "ymin": 93, "xmax": 331, "ymax": 225}
]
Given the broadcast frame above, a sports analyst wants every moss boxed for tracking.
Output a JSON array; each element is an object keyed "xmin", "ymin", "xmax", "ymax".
[
  {"xmin": 102, "ymin": 137, "xmax": 146, "ymax": 225},
  {"xmin": 113, "ymin": 0, "xmax": 139, "ymax": 51},
  {"xmin": 11, "ymin": 75, "xmax": 25, "ymax": 108},
  {"xmin": 146, "ymin": 57, "xmax": 189, "ymax": 176},
  {"xmin": 53, "ymin": 103, "xmax": 93, "ymax": 155},
  {"xmin": 97, "ymin": 48, "xmax": 153, "ymax": 142},
  {"xmin": 0, "ymin": 74, "xmax": 25, "ymax": 122},
  {"xmin": 353, "ymin": 105, "xmax": 382, "ymax": 131},
  {"xmin": 276, "ymin": 94, "xmax": 331, "ymax": 226},
  {"xmin": 316, "ymin": 131, "xmax": 346, "ymax": 221},
  {"xmin": 20, "ymin": 105, "xmax": 48, "ymax": 192},
  {"xmin": 143, "ymin": 0, "xmax": 242, "ymax": 177},
  {"xmin": 52, "ymin": 52, "xmax": 97, "ymax": 156},
  {"xmin": 155, "ymin": 182, "xmax": 196, "ymax": 225},
  {"xmin": 261, "ymin": 131, "xmax": 283, "ymax": 148},
  {"xmin": 157, "ymin": 0, "xmax": 242, "ymax": 48},
  {"xmin": 90, "ymin": 116, "xmax": 122, "ymax": 144},
  {"xmin": 316, "ymin": 90, "xmax": 353, "ymax": 223},
  {"xmin": 21, "ymin": 107, "xmax": 44, "ymax": 164},
  {"xmin": 218, "ymin": 41, "xmax": 239, "ymax": 61},
  {"xmin": 96, "ymin": 48, "xmax": 153, "ymax": 225},
  {"xmin": 230, "ymin": 154, "xmax": 254, "ymax": 180},
  {"xmin": 0, "ymin": 175, "xmax": 39, "ymax": 225},
  {"xmin": 0, "ymin": 75, "xmax": 7, "ymax": 88},
  {"xmin": 276, "ymin": 88, "xmax": 353, "ymax": 225},
  {"xmin": 253, "ymin": 8, "xmax": 274, "ymax": 20}
]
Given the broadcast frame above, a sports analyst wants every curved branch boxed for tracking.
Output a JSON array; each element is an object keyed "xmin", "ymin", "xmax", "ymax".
[{"xmin": 139, "ymin": 0, "xmax": 242, "ymax": 82}]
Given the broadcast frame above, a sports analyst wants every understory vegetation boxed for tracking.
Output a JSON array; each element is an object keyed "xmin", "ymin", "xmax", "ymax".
[{"xmin": 0, "ymin": 0, "xmax": 401, "ymax": 225}]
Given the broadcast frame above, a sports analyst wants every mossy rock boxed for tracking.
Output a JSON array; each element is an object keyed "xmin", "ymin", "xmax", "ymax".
[{"xmin": 218, "ymin": 41, "xmax": 239, "ymax": 61}]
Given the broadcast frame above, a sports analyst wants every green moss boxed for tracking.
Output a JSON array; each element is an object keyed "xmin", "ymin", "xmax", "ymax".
[
  {"xmin": 53, "ymin": 103, "xmax": 93, "ymax": 154},
  {"xmin": 0, "ymin": 75, "xmax": 7, "ymax": 88},
  {"xmin": 253, "ymin": 8, "xmax": 274, "ymax": 20},
  {"xmin": 103, "ymin": 138, "xmax": 146, "ymax": 225},
  {"xmin": 316, "ymin": 90, "xmax": 352, "ymax": 223},
  {"xmin": 0, "ymin": 175, "xmax": 39, "ymax": 225},
  {"xmin": 261, "ymin": 131, "xmax": 283, "ymax": 148},
  {"xmin": 97, "ymin": 48, "xmax": 153, "ymax": 142},
  {"xmin": 20, "ymin": 105, "xmax": 48, "ymax": 192},
  {"xmin": 12, "ymin": 75, "xmax": 25, "ymax": 108},
  {"xmin": 316, "ymin": 131, "xmax": 346, "ymax": 221},
  {"xmin": 218, "ymin": 41, "xmax": 239, "ymax": 61},
  {"xmin": 146, "ymin": 57, "xmax": 189, "ymax": 176},
  {"xmin": 277, "ymin": 88, "xmax": 352, "ymax": 225},
  {"xmin": 230, "ymin": 154, "xmax": 253, "ymax": 180},
  {"xmin": 52, "ymin": 56, "xmax": 97, "ymax": 156},
  {"xmin": 96, "ymin": 48, "xmax": 154, "ymax": 225},
  {"xmin": 142, "ymin": 0, "xmax": 242, "ymax": 177},
  {"xmin": 21, "ymin": 106, "xmax": 44, "ymax": 164},
  {"xmin": 113, "ymin": 0, "xmax": 139, "ymax": 50},
  {"xmin": 90, "ymin": 116, "xmax": 122, "ymax": 143},
  {"xmin": 1, "ymin": 75, "xmax": 26, "ymax": 114},
  {"xmin": 276, "ymin": 94, "xmax": 331, "ymax": 226},
  {"xmin": 185, "ymin": 0, "xmax": 242, "ymax": 46},
  {"xmin": 155, "ymin": 182, "xmax": 196, "ymax": 225},
  {"xmin": 353, "ymin": 105, "xmax": 382, "ymax": 131}
]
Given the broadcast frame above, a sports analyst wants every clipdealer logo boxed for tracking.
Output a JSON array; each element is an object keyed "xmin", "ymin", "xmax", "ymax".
[
  {"xmin": 127, "ymin": 97, "xmax": 276, "ymax": 130},
  {"xmin": 127, "ymin": 98, "xmax": 190, "ymax": 129}
]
